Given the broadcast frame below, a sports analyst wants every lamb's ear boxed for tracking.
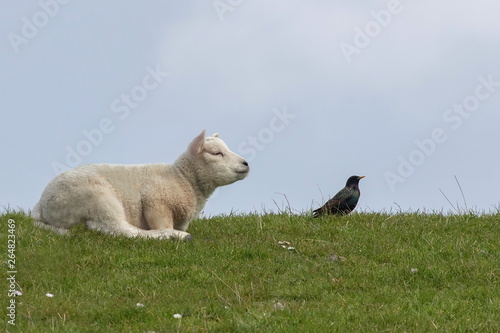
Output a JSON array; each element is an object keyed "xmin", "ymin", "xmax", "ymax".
[
  {"xmin": 212, "ymin": 133, "xmax": 220, "ymax": 138},
  {"xmin": 188, "ymin": 130, "xmax": 206, "ymax": 155}
]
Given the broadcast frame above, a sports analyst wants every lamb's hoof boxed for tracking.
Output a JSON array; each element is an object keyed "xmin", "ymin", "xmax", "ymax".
[{"xmin": 184, "ymin": 234, "xmax": 194, "ymax": 241}]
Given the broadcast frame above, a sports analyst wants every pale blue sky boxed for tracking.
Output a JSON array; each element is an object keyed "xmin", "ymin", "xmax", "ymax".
[{"xmin": 2, "ymin": 0, "xmax": 500, "ymax": 215}]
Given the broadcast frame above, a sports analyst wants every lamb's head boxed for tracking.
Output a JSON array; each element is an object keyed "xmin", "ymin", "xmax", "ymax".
[{"xmin": 180, "ymin": 130, "xmax": 249, "ymax": 191}]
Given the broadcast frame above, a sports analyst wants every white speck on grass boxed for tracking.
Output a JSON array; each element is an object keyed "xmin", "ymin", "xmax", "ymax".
[
  {"xmin": 45, "ymin": 293, "xmax": 54, "ymax": 297},
  {"xmin": 136, "ymin": 303, "xmax": 145, "ymax": 307},
  {"xmin": 273, "ymin": 302, "xmax": 285, "ymax": 311},
  {"xmin": 13, "ymin": 290, "xmax": 22, "ymax": 296},
  {"xmin": 287, "ymin": 246, "xmax": 295, "ymax": 250},
  {"xmin": 410, "ymin": 268, "xmax": 418, "ymax": 273},
  {"xmin": 328, "ymin": 254, "xmax": 347, "ymax": 262},
  {"xmin": 173, "ymin": 313, "xmax": 182, "ymax": 319}
]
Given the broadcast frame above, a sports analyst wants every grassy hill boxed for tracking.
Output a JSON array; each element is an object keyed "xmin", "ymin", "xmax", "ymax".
[{"xmin": 1, "ymin": 210, "xmax": 499, "ymax": 332}]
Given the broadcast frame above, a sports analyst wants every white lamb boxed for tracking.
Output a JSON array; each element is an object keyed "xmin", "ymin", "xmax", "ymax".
[{"xmin": 32, "ymin": 130, "xmax": 249, "ymax": 240}]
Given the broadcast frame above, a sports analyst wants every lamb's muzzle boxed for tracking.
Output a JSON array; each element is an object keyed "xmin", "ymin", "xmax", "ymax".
[{"xmin": 237, "ymin": 160, "xmax": 250, "ymax": 174}]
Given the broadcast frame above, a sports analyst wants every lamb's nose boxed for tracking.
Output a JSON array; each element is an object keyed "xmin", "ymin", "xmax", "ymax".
[{"xmin": 242, "ymin": 161, "xmax": 249, "ymax": 167}]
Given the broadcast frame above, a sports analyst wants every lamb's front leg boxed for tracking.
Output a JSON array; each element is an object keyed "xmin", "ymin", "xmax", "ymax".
[
  {"xmin": 142, "ymin": 228, "xmax": 192, "ymax": 240},
  {"xmin": 143, "ymin": 209, "xmax": 193, "ymax": 241}
]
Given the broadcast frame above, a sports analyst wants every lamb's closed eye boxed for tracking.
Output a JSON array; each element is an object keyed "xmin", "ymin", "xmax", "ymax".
[{"xmin": 211, "ymin": 152, "xmax": 224, "ymax": 157}]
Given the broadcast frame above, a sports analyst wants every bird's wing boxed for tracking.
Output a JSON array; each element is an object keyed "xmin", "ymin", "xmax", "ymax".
[
  {"xmin": 331, "ymin": 187, "xmax": 353, "ymax": 202},
  {"xmin": 323, "ymin": 198, "xmax": 342, "ymax": 211},
  {"xmin": 313, "ymin": 197, "xmax": 342, "ymax": 217}
]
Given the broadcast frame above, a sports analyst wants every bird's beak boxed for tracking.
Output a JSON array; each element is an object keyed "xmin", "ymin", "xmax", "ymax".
[{"xmin": 358, "ymin": 176, "xmax": 365, "ymax": 179}]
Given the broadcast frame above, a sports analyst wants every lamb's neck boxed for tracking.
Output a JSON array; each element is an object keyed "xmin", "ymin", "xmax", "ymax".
[{"xmin": 173, "ymin": 155, "xmax": 217, "ymax": 199}]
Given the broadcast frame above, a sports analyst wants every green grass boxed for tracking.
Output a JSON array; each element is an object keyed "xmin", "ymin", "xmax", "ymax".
[{"xmin": 1, "ymin": 210, "xmax": 499, "ymax": 332}]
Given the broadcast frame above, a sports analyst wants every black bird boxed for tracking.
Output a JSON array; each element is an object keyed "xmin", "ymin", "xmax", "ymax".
[{"xmin": 313, "ymin": 175, "xmax": 365, "ymax": 217}]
